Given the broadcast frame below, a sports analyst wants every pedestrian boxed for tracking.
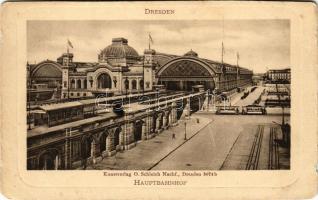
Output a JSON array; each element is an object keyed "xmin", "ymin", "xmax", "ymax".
[{"xmin": 172, "ymin": 133, "xmax": 176, "ymax": 139}]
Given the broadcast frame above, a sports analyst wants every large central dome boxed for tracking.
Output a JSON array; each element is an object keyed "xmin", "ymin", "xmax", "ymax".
[{"xmin": 98, "ymin": 38, "xmax": 139, "ymax": 63}]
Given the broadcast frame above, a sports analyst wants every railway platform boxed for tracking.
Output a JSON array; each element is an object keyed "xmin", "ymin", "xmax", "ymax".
[{"xmin": 220, "ymin": 123, "xmax": 289, "ymax": 170}]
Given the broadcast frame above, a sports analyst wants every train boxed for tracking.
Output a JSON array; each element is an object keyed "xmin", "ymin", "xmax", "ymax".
[
  {"xmin": 27, "ymin": 91, "xmax": 187, "ymax": 128},
  {"xmin": 216, "ymin": 105, "xmax": 267, "ymax": 115}
]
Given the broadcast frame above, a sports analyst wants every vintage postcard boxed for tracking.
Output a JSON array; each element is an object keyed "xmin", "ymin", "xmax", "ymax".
[{"xmin": 0, "ymin": 1, "xmax": 317, "ymax": 199}]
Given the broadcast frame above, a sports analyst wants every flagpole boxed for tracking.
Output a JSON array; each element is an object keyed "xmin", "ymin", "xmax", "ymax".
[
  {"xmin": 236, "ymin": 52, "xmax": 239, "ymax": 89},
  {"xmin": 142, "ymin": 55, "xmax": 145, "ymax": 95},
  {"xmin": 221, "ymin": 42, "xmax": 224, "ymax": 65},
  {"xmin": 221, "ymin": 17, "xmax": 224, "ymax": 65}
]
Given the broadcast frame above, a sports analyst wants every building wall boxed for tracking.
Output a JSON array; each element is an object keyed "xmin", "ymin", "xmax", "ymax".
[{"xmin": 27, "ymin": 95, "xmax": 193, "ymax": 170}]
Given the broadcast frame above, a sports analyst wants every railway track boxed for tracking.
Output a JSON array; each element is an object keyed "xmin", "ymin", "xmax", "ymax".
[
  {"xmin": 246, "ymin": 125, "xmax": 264, "ymax": 170},
  {"xmin": 268, "ymin": 127, "xmax": 280, "ymax": 169}
]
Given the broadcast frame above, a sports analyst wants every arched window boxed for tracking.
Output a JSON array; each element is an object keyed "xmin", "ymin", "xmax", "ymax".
[
  {"xmin": 132, "ymin": 80, "xmax": 137, "ymax": 90},
  {"xmin": 70, "ymin": 79, "xmax": 75, "ymax": 89},
  {"xmin": 77, "ymin": 79, "xmax": 81, "ymax": 89},
  {"xmin": 139, "ymin": 79, "xmax": 144, "ymax": 90},
  {"xmin": 38, "ymin": 149, "xmax": 59, "ymax": 170},
  {"xmin": 97, "ymin": 73, "xmax": 112, "ymax": 89},
  {"xmin": 114, "ymin": 128, "xmax": 121, "ymax": 147},
  {"xmin": 83, "ymin": 79, "xmax": 87, "ymax": 89},
  {"xmin": 124, "ymin": 79, "xmax": 129, "ymax": 90}
]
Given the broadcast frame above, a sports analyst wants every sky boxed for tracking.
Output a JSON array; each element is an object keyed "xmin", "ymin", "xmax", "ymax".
[{"xmin": 27, "ymin": 20, "xmax": 290, "ymax": 73}]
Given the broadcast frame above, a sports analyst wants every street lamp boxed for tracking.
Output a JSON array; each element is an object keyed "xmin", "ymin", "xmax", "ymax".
[{"xmin": 184, "ymin": 121, "xmax": 187, "ymax": 140}]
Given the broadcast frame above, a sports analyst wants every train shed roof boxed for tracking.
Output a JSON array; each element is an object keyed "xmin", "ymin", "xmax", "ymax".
[{"xmin": 39, "ymin": 101, "xmax": 83, "ymax": 112}]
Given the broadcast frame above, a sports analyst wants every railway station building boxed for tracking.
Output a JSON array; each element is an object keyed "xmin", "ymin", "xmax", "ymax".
[
  {"xmin": 155, "ymin": 49, "xmax": 253, "ymax": 93},
  {"xmin": 28, "ymin": 37, "xmax": 253, "ymax": 100},
  {"xmin": 27, "ymin": 37, "xmax": 254, "ymax": 170}
]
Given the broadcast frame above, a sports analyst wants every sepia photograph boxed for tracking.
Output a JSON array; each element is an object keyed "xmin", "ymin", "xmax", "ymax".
[
  {"xmin": 26, "ymin": 20, "xmax": 291, "ymax": 171},
  {"xmin": 1, "ymin": 1, "xmax": 317, "ymax": 199}
]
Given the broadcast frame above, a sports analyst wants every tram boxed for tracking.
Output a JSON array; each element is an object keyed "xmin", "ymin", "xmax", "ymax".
[
  {"xmin": 215, "ymin": 106, "xmax": 239, "ymax": 115},
  {"xmin": 242, "ymin": 105, "xmax": 266, "ymax": 115}
]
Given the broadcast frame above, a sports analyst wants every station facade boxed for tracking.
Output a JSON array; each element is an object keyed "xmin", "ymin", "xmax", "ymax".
[
  {"xmin": 28, "ymin": 37, "xmax": 253, "ymax": 100},
  {"xmin": 27, "ymin": 37, "xmax": 254, "ymax": 170},
  {"xmin": 156, "ymin": 50, "xmax": 253, "ymax": 93}
]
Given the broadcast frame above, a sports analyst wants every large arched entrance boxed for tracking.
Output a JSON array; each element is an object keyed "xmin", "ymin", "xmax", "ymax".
[
  {"xmin": 134, "ymin": 121, "xmax": 143, "ymax": 142},
  {"xmin": 157, "ymin": 58, "xmax": 216, "ymax": 91},
  {"xmin": 30, "ymin": 61, "xmax": 63, "ymax": 100},
  {"xmin": 99, "ymin": 132, "xmax": 108, "ymax": 154},
  {"xmin": 38, "ymin": 149, "xmax": 59, "ymax": 170},
  {"xmin": 81, "ymin": 136, "xmax": 92, "ymax": 159},
  {"xmin": 152, "ymin": 115, "xmax": 157, "ymax": 133},
  {"xmin": 114, "ymin": 127, "xmax": 121, "ymax": 147},
  {"xmin": 81, "ymin": 135, "xmax": 93, "ymax": 169},
  {"xmin": 158, "ymin": 113, "xmax": 164, "ymax": 130},
  {"xmin": 31, "ymin": 61, "xmax": 63, "ymax": 88},
  {"xmin": 97, "ymin": 73, "xmax": 112, "ymax": 89}
]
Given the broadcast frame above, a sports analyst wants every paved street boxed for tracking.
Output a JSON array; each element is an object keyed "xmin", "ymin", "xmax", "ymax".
[{"xmin": 86, "ymin": 116, "xmax": 213, "ymax": 170}]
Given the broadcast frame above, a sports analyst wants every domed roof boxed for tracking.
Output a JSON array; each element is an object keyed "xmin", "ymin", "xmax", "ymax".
[
  {"xmin": 184, "ymin": 49, "xmax": 198, "ymax": 57},
  {"xmin": 99, "ymin": 38, "xmax": 139, "ymax": 59}
]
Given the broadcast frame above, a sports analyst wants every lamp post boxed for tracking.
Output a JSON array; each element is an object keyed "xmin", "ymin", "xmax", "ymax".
[{"xmin": 184, "ymin": 121, "xmax": 187, "ymax": 140}]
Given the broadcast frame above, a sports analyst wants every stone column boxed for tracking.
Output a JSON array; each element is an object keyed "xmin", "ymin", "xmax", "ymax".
[
  {"xmin": 137, "ymin": 78, "xmax": 140, "ymax": 91},
  {"xmin": 142, "ymin": 122, "xmax": 147, "ymax": 140},
  {"xmin": 187, "ymin": 98, "xmax": 191, "ymax": 118},
  {"xmin": 81, "ymin": 79, "xmax": 84, "ymax": 89},
  {"xmin": 168, "ymin": 113, "xmax": 172, "ymax": 127},
  {"xmin": 173, "ymin": 106, "xmax": 178, "ymax": 125},
  {"xmin": 148, "ymin": 116, "xmax": 153, "ymax": 137},
  {"xmin": 162, "ymin": 114, "xmax": 167, "ymax": 129},
  {"xmin": 90, "ymin": 140, "xmax": 96, "ymax": 164},
  {"xmin": 119, "ymin": 126, "xmax": 124, "ymax": 150},
  {"xmin": 101, "ymin": 134, "xmax": 108, "ymax": 157},
  {"xmin": 171, "ymin": 102, "xmax": 176, "ymax": 124},
  {"xmin": 202, "ymin": 92, "xmax": 208, "ymax": 111},
  {"xmin": 64, "ymin": 129, "xmax": 72, "ymax": 169},
  {"xmin": 179, "ymin": 81, "xmax": 184, "ymax": 90},
  {"xmin": 106, "ymin": 135, "xmax": 113, "ymax": 153},
  {"xmin": 155, "ymin": 117, "xmax": 160, "ymax": 133},
  {"xmin": 106, "ymin": 132, "xmax": 117, "ymax": 156},
  {"xmin": 123, "ymin": 120, "xmax": 135, "ymax": 150},
  {"xmin": 54, "ymin": 155, "xmax": 59, "ymax": 170}
]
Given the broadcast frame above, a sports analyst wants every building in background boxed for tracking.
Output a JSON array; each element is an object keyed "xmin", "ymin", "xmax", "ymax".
[{"xmin": 265, "ymin": 68, "xmax": 291, "ymax": 83}]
